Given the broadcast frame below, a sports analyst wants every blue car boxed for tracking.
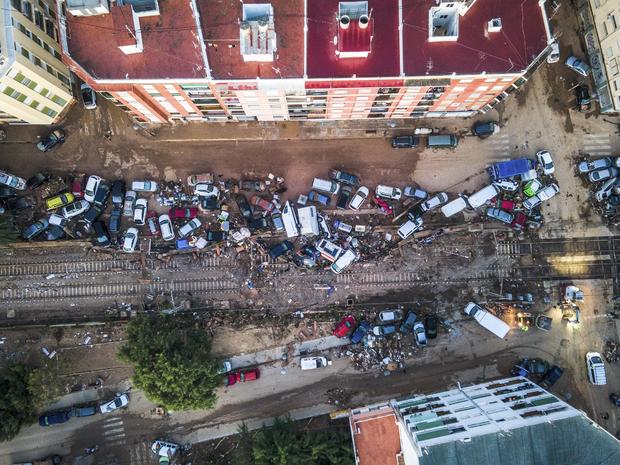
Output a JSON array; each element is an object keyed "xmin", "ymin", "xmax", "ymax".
[
  {"xmin": 176, "ymin": 238, "xmax": 191, "ymax": 250},
  {"xmin": 39, "ymin": 411, "xmax": 70, "ymax": 427},
  {"xmin": 308, "ymin": 190, "xmax": 330, "ymax": 206},
  {"xmin": 350, "ymin": 321, "xmax": 371, "ymax": 344},
  {"xmin": 372, "ymin": 325, "xmax": 396, "ymax": 337},
  {"xmin": 399, "ymin": 311, "xmax": 417, "ymax": 334}
]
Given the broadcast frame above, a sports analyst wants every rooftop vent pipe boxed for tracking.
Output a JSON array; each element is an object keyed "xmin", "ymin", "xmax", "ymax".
[{"xmin": 340, "ymin": 15, "xmax": 350, "ymax": 29}]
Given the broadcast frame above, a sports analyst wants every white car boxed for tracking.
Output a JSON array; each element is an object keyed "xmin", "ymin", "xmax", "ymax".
[
  {"xmin": 379, "ymin": 309, "xmax": 403, "ymax": 322},
  {"xmin": 349, "ymin": 186, "xmax": 369, "ymax": 210},
  {"xmin": 536, "ymin": 150, "xmax": 555, "ymax": 175},
  {"xmin": 397, "ymin": 216, "xmax": 423, "ymax": 240},
  {"xmin": 589, "ymin": 167, "xmax": 618, "ymax": 183},
  {"xmin": 151, "ymin": 440, "xmax": 179, "ymax": 458},
  {"xmin": 194, "ymin": 183, "xmax": 219, "ymax": 197},
  {"xmin": 99, "ymin": 393, "xmax": 129, "ymax": 414},
  {"xmin": 122, "ymin": 227, "xmax": 139, "ymax": 253},
  {"xmin": 585, "ymin": 352, "xmax": 607, "ymax": 385},
  {"xmin": 179, "ymin": 218, "xmax": 202, "ymax": 238},
  {"xmin": 493, "ymin": 180, "xmax": 519, "ymax": 192},
  {"xmin": 375, "ymin": 185, "xmax": 402, "ymax": 200},
  {"xmin": 0, "ymin": 171, "xmax": 26, "ymax": 190},
  {"xmin": 523, "ymin": 183, "xmax": 560, "ymax": 210},
  {"xmin": 420, "ymin": 192, "xmax": 448, "ymax": 212},
  {"xmin": 300, "ymin": 356, "xmax": 332, "ymax": 370},
  {"xmin": 61, "ymin": 199, "xmax": 90, "ymax": 219},
  {"xmin": 48, "ymin": 213, "xmax": 65, "ymax": 226},
  {"xmin": 84, "ymin": 175, "xmax": 102, "ymax": 203},
  {"xmin": 595, "ymin": 177, "xmax": 618, "ymax": 202},
  {"xmin": 80, "ymin": 83, "xmax": 96, "ymax": 110},
  {"xmin": 131, "ymin": 180, "xmax": 158, "ymax": 192},
  {"xmin": 158, "ymin": 214, "xmax": 175, "ymax": 241},
  {"xmin": 133, "ymin": 198, "xmax": 148, "ymax": 225},
  {"xmin": 547, "ymin": 41, "xmax": 560, "ymax": 64},
  {"xmin": 413, "ymin": 322, "xmax": 427, "ymax": 346}
]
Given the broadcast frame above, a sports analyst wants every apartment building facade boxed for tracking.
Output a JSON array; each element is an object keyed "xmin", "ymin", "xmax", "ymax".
[
  {"xmin": 578, "ymin": 0, "xmax": 620, "ymax": 113},
  {"xmin": 58, "ymin": 0, "xmax": 555, "ymax": 124},
  {"xmin": 348, "ymin": 377, "xmax": 620, "ymax": 465},
  {"xmin": 0, "ymin": 0, "xmax": 73, "ymax": 124}
]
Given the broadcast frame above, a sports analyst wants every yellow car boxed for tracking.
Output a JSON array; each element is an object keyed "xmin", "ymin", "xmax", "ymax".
[{"xmin": 45, "ymin": 192, "xmax": 75, "ymax": 211}]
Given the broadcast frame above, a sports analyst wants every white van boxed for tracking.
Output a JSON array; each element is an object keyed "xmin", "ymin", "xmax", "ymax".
[
  {"xmin": 441, "ymin": 196, "xmax": 468, "ymax": 218},
  {"xmin": 330, "ymin": 249, "xmax": 357, "ymax": 274},
  {"xmin": 300, "ymin": 356, "xmax": 332, "ymax": 370},
  {"xmin": 282, "ymin": 201, "xmax": 300, "ymax": 238},
  {"xmin": 464, "ymin": 302, "xmax": 510, "ymax": 338},
  {"xmin": 315, "ymin": 238, "xmax": 343, "ymax": 262},
  {"xmin": 312, "ymin": 178, "xmax": 340, "ymax": 195},
  {"xmin": 585, "ymin": 352, "xmax": 607, "ymax": 385},
  {"xmin": 298, "ymin": 206, "xmax": 319, "ymax": 236},
  {"xmin": 467, "ymin": 184, "xmax": 499, "ymax": 209}
]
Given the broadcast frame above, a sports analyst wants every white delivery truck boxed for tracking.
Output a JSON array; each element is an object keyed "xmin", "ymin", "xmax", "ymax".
[{"xmin": 463, "ymin": 302, "xmax": 511, "ymax": 338}]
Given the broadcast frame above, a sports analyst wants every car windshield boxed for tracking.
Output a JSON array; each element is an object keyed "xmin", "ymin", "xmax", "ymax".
[
  {"xmin": 113, "ymin": 397, "xmax": 123, "ymax": 407},
  {"xmin": 591, "ymin": 356, "xmax": 603, "ymax": 364}
]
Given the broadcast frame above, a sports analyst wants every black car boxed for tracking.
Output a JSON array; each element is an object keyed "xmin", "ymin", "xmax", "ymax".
[
  {"xmin": 111, "ymin": 180, "xmax": 125, "ymax": 206},
  {"xmin": 337, "ymin": 186, "xmax": 352, "ymax": 210},
  {"xmin": 92, "ymin": 221, "xmax": 111, "ymax": 247},
  {"xmin": 39, "ymin": 411, "xmax": 70, "ymax": 427},
  {"xmin": 7, "ymin": 196, "xmax": 33, "ymax": 210},
  {"xmin": 70, "ymin": 405, "xmax": 97, "ymax": 417},
  {"xmin": 0, "ymin": 187, "xmax": 17, "ymax": 199},
  {"xmin": 268, "ymin": 240, "xmax": 294, "ymax": 260},
  {"xmin": 108, "ymin": 207, "xmax": 122, "ymax": 234},
  {"xmin": 234, "ymin": 194, "xmax": 253, "ymax": 220},
  {"xmin": 575, "ymin": 85, "xmax": 591, "ymax": 111},
  {"xmin": 206, "ymin": 230, "xmax": 227, "ymax": 241},
  {"xmin": 201, "ymin": 196, "xmax": 220, "ymax": 210},
  {"xmin": 45, "ymin": 225, "xmax": 65, "ymax": 241},
  {"xmin": 36, "ymin": 129, "xmax": 66, "ymax": 152},
  {"xmin": 472, "ymin": 121, "xmax": 498, "ymax": 138},
  {"xmin": 83, "ymin": 204, "xmax": 103, "ymax": 224},
  {"xmin": 540, "ymin": 365, "xmax": 564, "ymax": 389},
  {"xmin": 26, "ymin": 173, "xmax": 50, "ymax": 190},
  {"xmin": 93, "ymin": 183, "xmax": 110, "ymax": 207},
  {"xmin": 248, "ymin": 216, "xmax": 270, "ymax": 233},
  {"xmin": 424, "ymin": 315, "xmax": 438, "ymax": 339},
  {"xmin": 610, "ymin": 393, "xmax": 620, "ymax": 407},
  {"xmin": 391, "ymin": 135, "xmax": 419, "ymax": 148}
]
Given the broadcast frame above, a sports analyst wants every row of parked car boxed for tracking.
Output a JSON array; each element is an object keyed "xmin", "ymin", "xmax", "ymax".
[
  {"xmin": 577, "ymin": 156, "xmax": 620, "ymax": 203},
  {"xmin": 38, "ymin": 393, "xmax": 129, "ymax": 427}
]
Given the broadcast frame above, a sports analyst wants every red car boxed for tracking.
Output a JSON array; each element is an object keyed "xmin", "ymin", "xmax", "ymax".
[
  {"xmin": 169, "ymin": 207, "xmax": 198, "ymax": 219},
  {"xmin": 373, "ymin": 195, "xmax": 394, "ymax": 215},
  {"xmin": 250, "ymin": 195, "xmax": 275, "ymax": 213},
  {"xmin": 493, "ymin": 198, "xmax": 516, "ymax": 212},
  {"xmin": 71, "ymin": 177, "xmax": 84, "ymax": 198},
  {"xmin": 511, "ymin": 212, "xmax": 527, "ymax": 231},
  {"xmin": 226, "ymin": 368, "xmax": 260, "ymax": 386},
  {"xmin": 333, "ymin": 315, "xmax": 356, "ymax": 338}
]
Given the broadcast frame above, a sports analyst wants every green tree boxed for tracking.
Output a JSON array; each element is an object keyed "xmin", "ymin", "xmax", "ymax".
[
  {"xmin": 0, "ymin": 362, "xmax": 63, "ymax": 442},
  {"xmin": 118, "ymin": 314, "xmax": 220, "ymax": 411},
  {"xmin": 237, "ymin": 417, "xmax": 355, "ymax": 465}
]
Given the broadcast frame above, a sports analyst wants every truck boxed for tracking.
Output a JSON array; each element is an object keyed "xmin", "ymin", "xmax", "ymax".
[
  {"xmin": 463, "ymin": 302, "xmax": 511, "ymax": 339},
  {"xmin": 488, "ymin": 158, "xmax": 535, "ymax": 181}
]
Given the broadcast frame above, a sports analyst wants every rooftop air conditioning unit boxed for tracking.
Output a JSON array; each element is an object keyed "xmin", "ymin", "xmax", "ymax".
[{"xmin": 488, "ymin": 18, "xmax": 502, "ymax": 32}]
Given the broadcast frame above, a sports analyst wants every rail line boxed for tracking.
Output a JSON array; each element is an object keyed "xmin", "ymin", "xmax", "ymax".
[{"xmin": 496, "ymin": 236, "xmax": 620, "ymax": 258}]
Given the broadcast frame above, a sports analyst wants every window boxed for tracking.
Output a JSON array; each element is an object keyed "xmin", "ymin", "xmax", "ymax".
[
  {"xmin": 611, "ymin": 58, "xmax": 619, "ymax": 76},
  {"xmin": 31, "ymin": 33, "xmax": 42, "ymax": 47},
  {"xmin": 45, "ymin": 19, "xmax": 55, "ymax": 39},
  {"xmin": 34, "ymin": 10, "xmax": 43, "ymax": 29},
  {"xmin": 607, "ymin": 46, "xmax": 614, "ymax": 58},
  {"xmin": 41, "ymin": 106, "xmax": 57, "ymax": 117},
  {"xmin": 612, "ymin": 15, "xmax": 618, "ymax": 31},
  {"xmin": 22, "ymin": 1, "xmax": 33, "ymax": 20},
  {"xmin": 603, "ymin": 21, "xmax": 609, "ymax": 37},
  {"xmin": 11, "ymin": 0, "xmax": 21, "ymax": 13},
  {"xmin": 20, "ymin": 47, "xmax": 30, "ymax": 59},
  {"xmin": 51, "ymin": 95, "xmax": 66, "ymax": 106},
  {"xmin": 57, "ymin": 74, "xmax": 70, "ymax": 86}
]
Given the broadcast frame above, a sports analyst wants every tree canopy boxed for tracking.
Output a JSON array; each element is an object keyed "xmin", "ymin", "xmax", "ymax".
[
  {"xmin": 118, "ymin": 314, "xmax": 220, "ymax": 411},
  {"xmin": 0, "ymin": 362, "xmax": 63, "ymax": 442},
  {"xmin": 233, "ymin": 417, "xmax": 355, "ymax": 465}
]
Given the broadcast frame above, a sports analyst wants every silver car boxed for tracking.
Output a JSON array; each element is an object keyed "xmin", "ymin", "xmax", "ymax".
[
  {"xmin": 61, "ymin": 199, "xmax": 90, "ymax": 219},
  {"xmin": 158, "ymin": 214, "xmax": 175, "ymax": 241},
  {"xmin": 123, "ymin": 190, "xmax": 137, "ymax": 217},
  {"xmin": 589, "ymin": 167, "xmax": 618, "ymax": 183},
  {"xmin": 178, "ymin": 218, "xmax": 202, "ymax": 238},
  {"xmin": 0, "ymin": 171, "xmax": 26, "ymax": 190},
  {"xmin": 578, "ymin": 157, "xmax": 612, "ymax": 174},
  {"xmin": 420, "ymin": 192, "xmax": 448, "ymax": 212},
  {"xmin": 523, "ymin": 183, "xmax": 560, "ymax": 210},
  {"xmin": 133, "ymin": 198, "xmax": 147, "ymax": 225}
]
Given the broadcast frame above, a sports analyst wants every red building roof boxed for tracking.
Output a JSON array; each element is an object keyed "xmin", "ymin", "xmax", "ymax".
[
  {"xmin": 307, "ymin": 0, "xmax": 400, "ymax": 79},
  {"xmin": 350, "ymin": 408, "xmax": 402, "ymax": 465},
  {"xmin": 64, "ymin": 0, "xmax": 206, "ymax": 80},
  {"xmin": 402, "ymin": 0, "xmax": 548, "ymax": 76},
  {"xmin": 198, "ymin": 0, "xmax": 304, "ymax": 80}
]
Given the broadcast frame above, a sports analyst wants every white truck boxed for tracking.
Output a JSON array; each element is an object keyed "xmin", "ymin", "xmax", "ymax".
[{"xmin": 464, "ymin": 302, "xmax": 511, "ymax": 339}]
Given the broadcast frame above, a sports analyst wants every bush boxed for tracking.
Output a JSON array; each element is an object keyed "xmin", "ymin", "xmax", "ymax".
[
  {"xmin": 118, "ymin": 314, "xmax": 220, "ymax": 411},
  {"xmin": 0, "ymin": 363, "xmax": 63, "ymax": 442}
]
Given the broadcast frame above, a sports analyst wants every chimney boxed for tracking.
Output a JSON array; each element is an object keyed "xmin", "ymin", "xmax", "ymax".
[
  {"xmin": 359, "ymin": 14, "xmax": 369, "ymax": 29},
  {"xmin": 488, "ymin": 18, "xmax": 502, "ymax": 32},
  {"xmin": 340, "ymin": 15, "xmax": 350, "ymax": 29}
]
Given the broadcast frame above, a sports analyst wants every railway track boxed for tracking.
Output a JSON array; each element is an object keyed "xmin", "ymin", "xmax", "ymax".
[{"xmin": 496, "ymin": 236, "xmax": 620, "ymax": 258}]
